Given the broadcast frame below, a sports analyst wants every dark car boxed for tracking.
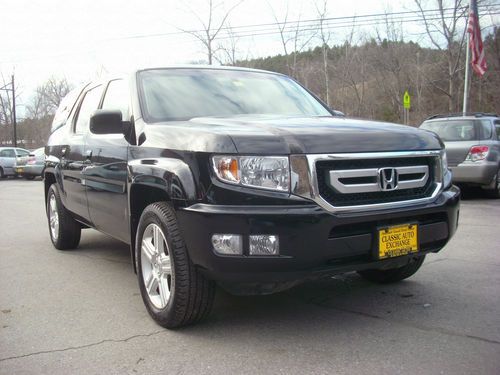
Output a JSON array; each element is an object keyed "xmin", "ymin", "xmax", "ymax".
[
  {"xmin": 420, "ymin": 113, "xmax": 500, "ymax": 197},
  {"xmin": 44, "ymin": 66, "xmax": 459, "ymax": 328}
]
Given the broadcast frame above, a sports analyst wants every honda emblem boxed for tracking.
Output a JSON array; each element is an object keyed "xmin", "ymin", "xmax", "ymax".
[{"xmin": 379, "ymin": 168, "xmax": 398, "ymax": 191}]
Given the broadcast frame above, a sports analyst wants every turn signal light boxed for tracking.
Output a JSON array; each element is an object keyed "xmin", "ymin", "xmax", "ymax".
[{"xmin": 213, "ymin": 157, "xmax": 239, "ymax": 183}]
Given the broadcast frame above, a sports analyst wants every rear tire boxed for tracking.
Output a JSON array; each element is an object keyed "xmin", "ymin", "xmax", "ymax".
[
  {"xmin": 358, "ymin": 256, "xmax": 426, "ymax": 284},
  {"xmin": 136, "ymin": 202, "xmax": 215, "ymax": 329},
  {"xmin": 46, "ymin": 184, "xmax": 81, "ymax": 250},
  {"xmin": 484, "ymin": 170, "xmax": 500, "ymax": 199},
  {"xmin": 25, "ymin": 175, "xmax": 35, "ymax": 180},
  {"xmin": 0, "ymin": 167, "xmax": 4, "ymax": 179}
]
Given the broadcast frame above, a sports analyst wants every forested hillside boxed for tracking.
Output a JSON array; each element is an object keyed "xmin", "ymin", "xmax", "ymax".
[{"xmin": 240, "ymin": 27, "xmax": 499, "ymax": 125}]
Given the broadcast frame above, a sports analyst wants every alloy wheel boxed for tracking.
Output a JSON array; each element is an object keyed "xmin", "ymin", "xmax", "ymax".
[
  {"xmin": 48, "ymin": 194, "xmax": 59, "ymax": 241},
  {"xmin": 141, "ymin": 223, "xmax": 172, "ymax": 309}
]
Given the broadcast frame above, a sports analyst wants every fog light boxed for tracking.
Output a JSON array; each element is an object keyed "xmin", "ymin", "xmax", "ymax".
[
  {"xmin": 212, "ymin": 234, "xmax": 242, "ymax": 255},
  {"xmin": 249, "ymin": 235, "xmax": 279, "ymax": 256}
]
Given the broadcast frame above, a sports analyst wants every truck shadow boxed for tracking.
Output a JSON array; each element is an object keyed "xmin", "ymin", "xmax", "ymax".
[{"xmin": 69, "ymin": 229, "xmax": 439, "ymax": 337}]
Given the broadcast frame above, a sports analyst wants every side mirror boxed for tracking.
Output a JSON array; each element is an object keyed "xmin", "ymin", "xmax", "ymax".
[
  {"xmin": 89, "ymin": 110, "xmax": 124, "ymax": 134},
  {"xmin": 332, "ymin": 109, "xmax": 345, "ymax": 117}
]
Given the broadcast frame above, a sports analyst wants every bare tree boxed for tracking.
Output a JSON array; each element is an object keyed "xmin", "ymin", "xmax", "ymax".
[
  {"xmin": 268, "ymin": 1, "xmax": 316, "ymax": 78},
  {"xmin": 290, "ymin": 16, "xmax": 317, "ymax": 78},
  {"xmin": 413, "ymin": 0, "xmax": 468, "ymax": 112},
  {"xmin": 0, "ymin": 74, "xmax": 16, "ymax": 127},
  {"xmin": 268, "ymin": 1, "xmax": 292, "ymax": 75},
  {"xmin": 215, "ymin": 23, "xmax": 240, "ymax": 65},
  {"xmin": 27, "ymin": 77, "xmax": 71, "ymax": 119},
  {"xmin": 181, "ymin": 0, "xmax": 243, "ymax": 65},
  {"xmin": 315, "ymin": 0, "xmax": 332, "ymax": 106}
]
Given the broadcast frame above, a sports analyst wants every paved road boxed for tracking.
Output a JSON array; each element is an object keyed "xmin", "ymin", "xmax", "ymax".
[{"xmin": 1, "ymin": 179, "xmax": 499, "ymax": 374}]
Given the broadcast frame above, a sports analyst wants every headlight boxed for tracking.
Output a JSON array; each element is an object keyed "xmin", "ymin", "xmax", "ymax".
[
  {"xmin": 441, "ymin": 150, "xmax": 448, "ymax": 173},
  {"xmin": 212, "ymin": 155, "xmax": 290, "ymax": 191},
  {"xmin": 440, "ymin": 149, "xmax": 452, "ymax": 188}
]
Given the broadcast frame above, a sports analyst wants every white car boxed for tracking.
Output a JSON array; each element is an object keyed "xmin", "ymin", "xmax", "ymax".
[{"xmin": 0, "ymin": 147, "xmax": 30, "ymax": 178}]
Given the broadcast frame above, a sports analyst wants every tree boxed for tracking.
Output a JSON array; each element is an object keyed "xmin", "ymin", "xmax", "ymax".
[
  {"xmin": 215, "ymin": 24, "xmax": 240, "ymax": 65},
  {"xmin": 27, "ymin": 77, "xmax": 71, "ymax": 119},
  {"xmin": 268, "ymin": 1, "xmax": 316, "ymax": 78},
  {"xmin": 181, "ymin": 0, "xmax": 243, "ymax": 65},
  {"xmin": 315, "ymin": 0, "xmax": 332, "ymax": 106},
  {"xmin": 0, "ymin": 74, "xmax": 17, "ymax": 128},
  {"xmin": 413, "ymin": 0, "xmax": 468, "ymax": 112}
]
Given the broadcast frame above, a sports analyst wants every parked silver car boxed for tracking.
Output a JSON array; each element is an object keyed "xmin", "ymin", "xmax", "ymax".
[
  {"xmin": 15, "ymin": 147, "xmax": 45, "ymax": 179},
  {"xmin": 420, "ymin": 113, "xmax": 500, "ymax": 198},
  {"xmin": 0, "ymin": 147, "xmax": 30, "ymax": 178}
]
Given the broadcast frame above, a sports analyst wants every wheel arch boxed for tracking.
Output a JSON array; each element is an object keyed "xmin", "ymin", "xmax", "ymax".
[
  {"xmin": 128, "ymin": 157, "xmax": 198, "ymax": 272},
  {"xmin": 44, "ymin": 171, "xmax": 57, "ymax": 206}
]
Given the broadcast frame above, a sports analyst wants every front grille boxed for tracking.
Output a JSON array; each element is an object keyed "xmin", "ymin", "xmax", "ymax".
[{"xmin": 316, "ymin": 157, "xmax": 437, "ymax": 207}]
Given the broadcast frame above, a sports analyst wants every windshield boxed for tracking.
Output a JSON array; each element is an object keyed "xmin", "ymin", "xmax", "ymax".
[
  {"xmin": 420, "ymin": 120, "xmax": 477, "ymax": 141},
  {"xmin": 138, "ymin": 68, "xmax": 331, "ymax": 122}
]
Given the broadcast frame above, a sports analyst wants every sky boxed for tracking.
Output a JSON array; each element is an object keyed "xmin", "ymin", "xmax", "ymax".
[{"xmin": 1, "ymin": 0, "xmax": 499, "ymax": 114}]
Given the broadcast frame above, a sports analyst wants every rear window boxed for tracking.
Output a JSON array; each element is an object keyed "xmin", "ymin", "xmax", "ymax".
[
  {"xmin": 33, "ymin": 148, "xmax": 45, "ymax": 156},
  {"xmin": 420, "ymin": 120, "xmax": 477, "ymax": 141}
]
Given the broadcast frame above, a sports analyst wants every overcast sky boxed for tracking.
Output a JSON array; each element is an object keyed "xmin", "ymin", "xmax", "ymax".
[{"xmin": 1, "ymin": 0, "xmax": 498, "ymax": 113}]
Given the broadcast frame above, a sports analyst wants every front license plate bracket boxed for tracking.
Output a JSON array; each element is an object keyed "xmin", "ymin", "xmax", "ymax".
[{"xmin": 378, "ymin": 223, "xmax": 419, "ymax": 260}]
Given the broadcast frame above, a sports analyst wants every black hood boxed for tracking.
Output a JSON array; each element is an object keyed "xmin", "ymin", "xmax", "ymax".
[{"xmin": 143, "ymin": 115, "xmax": 442, "ymax": 154}]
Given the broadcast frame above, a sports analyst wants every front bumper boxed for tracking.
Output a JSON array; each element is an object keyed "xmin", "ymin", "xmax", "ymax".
[
  {"xmin": 450, "ymin": 161, "xmax": 497, "ymax": 185},
  {"xmin": 176, "ymin": 185, "xmax": 460, "ymax": 285}
]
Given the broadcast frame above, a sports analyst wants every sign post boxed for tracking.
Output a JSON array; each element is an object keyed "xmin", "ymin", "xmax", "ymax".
[{"xmin": 403, "ymin": 90, "xmax": 411, "ymax": 125}]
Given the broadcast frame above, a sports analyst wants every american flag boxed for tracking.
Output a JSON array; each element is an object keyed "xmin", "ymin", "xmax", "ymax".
[{"xmin": 467, "ymin": 0, "xmax": 487, "ymax": 76}]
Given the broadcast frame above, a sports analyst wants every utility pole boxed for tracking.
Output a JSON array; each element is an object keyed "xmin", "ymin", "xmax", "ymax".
[{"xmin": 12, "ymin": 75, "xmax": 17, "ymax": 147}]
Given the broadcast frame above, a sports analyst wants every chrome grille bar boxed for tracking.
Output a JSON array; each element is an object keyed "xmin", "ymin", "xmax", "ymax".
[
  {"xmin": 291, "ymin": 150, "xmax": 443, "ymax": 213},
  {"xmin": 328, "ymin": 165, "xmax": 429, "ymax": 194}
]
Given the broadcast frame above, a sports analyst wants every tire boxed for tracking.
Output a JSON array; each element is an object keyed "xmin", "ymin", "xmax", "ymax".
[
  {"xmin": 25, "ymin": 175, "xmax": 35, "ymax": 180},
  {"xmin": 136, "ymin": 202, "xmax": 215, "ymax": 329},
  {"xmin": 357, "ymin": 256, "xmax": 426, "ymax": 284},
  {"xmin": 46, "ymin": 184, "xmax": 81, "ymax": 250},
  {"xmin": 0, "ymin": 167, "xmax": 5, "ymax": 179},
  {"xmin": 484, "ymin": 170, "xmax": 500, "ymax": 199}
]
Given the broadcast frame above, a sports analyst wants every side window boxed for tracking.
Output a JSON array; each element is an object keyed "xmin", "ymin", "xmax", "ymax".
[
  {"xmin": 16, "ymin": 149, "xmax": 30, "ymax": 157},
  {"xmin": 74, "ymin": 85, "xmax": 103, "ymax": 134},
  {"xmin": 495, "ymin": 121, "xmax": 500, "ymax": 141},
  {"xmin": 101, "ymin": 80, "xmax": 130, "ymax": 120},
  {"xmin": 1, "ymin": 149, "xmax": 16, "ymax": 157},
  {"xmin": 51, "ymin": 86, "xmax": 85, "ymax": 133},
  {"xmin": 480, "ymin": 120, "xmax": 493, "ymax": 140}
]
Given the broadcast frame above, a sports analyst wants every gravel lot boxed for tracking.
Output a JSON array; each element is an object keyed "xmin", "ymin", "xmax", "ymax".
[{"xmin": 1, "ymin": 179, "xmax": 499, "ymax": 374}]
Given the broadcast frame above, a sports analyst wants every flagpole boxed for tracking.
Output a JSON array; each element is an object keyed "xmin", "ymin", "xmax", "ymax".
[{"xmin": 462, "ymin": 1, "xmax": 472, "ymax": 116}]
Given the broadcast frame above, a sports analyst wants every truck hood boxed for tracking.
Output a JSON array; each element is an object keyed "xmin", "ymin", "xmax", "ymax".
[{"xmin": 144, "ymin": 115, "xmax": 442, "ymax": 154}]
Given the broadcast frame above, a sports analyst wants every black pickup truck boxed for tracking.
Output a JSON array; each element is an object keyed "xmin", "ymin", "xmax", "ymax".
[{"xmin": 44, "ymin": 67, "xmax": 459, "ymax": 328}]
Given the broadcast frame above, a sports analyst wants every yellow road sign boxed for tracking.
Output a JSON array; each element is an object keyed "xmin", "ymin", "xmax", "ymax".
[{"xmin": 404, "ymin": 91, "xmax": 411, "ymax": 109}]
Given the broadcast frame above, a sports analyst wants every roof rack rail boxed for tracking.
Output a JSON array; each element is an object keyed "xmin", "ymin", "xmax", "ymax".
[{"xmin": 426, "ymin": 112, "xmax": 498, "ymax": 120}]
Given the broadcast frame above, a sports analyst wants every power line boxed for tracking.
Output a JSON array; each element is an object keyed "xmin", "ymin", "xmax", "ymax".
[
  {"xmin": 105, "ymin": 5, "xmax": 498, "ymax": 42},
  {"xmin": 1, "ymin": 5, "xmax": 498, "ymax": 65}
]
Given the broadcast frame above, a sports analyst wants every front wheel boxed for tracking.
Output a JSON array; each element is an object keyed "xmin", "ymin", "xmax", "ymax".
[
  {"xmin": 357, "ymin": 256, "xmax": 426, "ymax": 284},
  {"xmin": 46, "ymin": 184, "xmax": 81, "ymax": 250},
  {"xmin": 136, "ymin": 202, "xmax": 215, "ymax": 329}
]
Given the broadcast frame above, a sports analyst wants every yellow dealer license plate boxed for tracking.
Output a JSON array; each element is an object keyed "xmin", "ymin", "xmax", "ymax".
[{"xmin": 378, "ymin": 224, "xmax": 418, "ymax": 259}]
